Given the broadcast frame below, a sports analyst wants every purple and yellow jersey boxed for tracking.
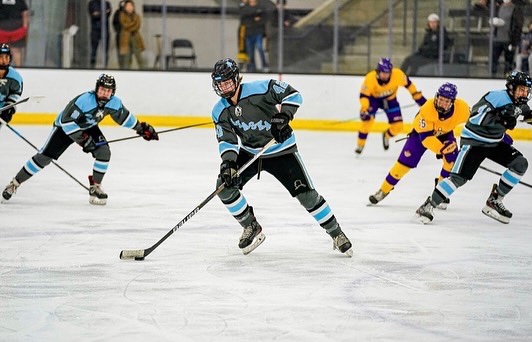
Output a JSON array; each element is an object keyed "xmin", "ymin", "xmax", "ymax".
[
  {"xmin": 413, "ymin": 98, "xmax": 470, "ymax": 154},
  {"xmin": 359, "ymin": 67, "xmax": 424, "ymax": 112}
]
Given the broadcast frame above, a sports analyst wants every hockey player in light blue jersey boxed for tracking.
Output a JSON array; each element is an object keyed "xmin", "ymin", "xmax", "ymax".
[
  {"xmin": 210, "ymin": 58, "xmax": 353, "ymax": 256},
  {"xmin": 0, "ymin": 44, "xmax": 23, "ymax": 127},
  {"xmin": 416, "ymin": 71, "xmax": 532, "ymax": 224},
  {"xmin": 2, "ymin": 74, "xmax": 158, "ymax": 205}
]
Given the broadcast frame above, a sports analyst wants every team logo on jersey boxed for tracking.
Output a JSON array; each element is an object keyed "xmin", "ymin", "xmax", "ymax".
[
  {"xmin": 95, "ymin": 109, "xmax": 105, "ymax": 121},
  {"xmin": 294, "ymin": 179, "xmax": 307, "ymax": 191},
  {"xmin": 0, "ymin": 79, "xmax": 7, "ymax": 86},
  {"xmin": 235, "ymin": 105, "xmax": 242, "ymax": 117}
]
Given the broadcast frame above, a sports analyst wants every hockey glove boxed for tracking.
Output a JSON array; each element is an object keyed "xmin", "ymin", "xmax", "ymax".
[
  {"xmin": 437, "ymin": 140, "xmax": 458, "ymax": 164},
  {"xmin": 80, "ymin": 133, "xmax": 97, "ymax": 153},
  {"xmin": 0, "ymin": 107, "xmax": 15, "ymax": 124},
  {"xmin": 497, "ymin": 105, "xmax": 518, "ymax": 129},
  {"xmin": 520, "ymin": 104, "xmax": 532, "ymax": 124},
  {"xmin": 220, "ymin": 160, "xmax": 241, "ymax": 188},
  {"xmin": 270, "ymin": 112, "xmax": 292, "ymax": 143},
  {"xmin": 136, "ymin": 122, "xmax": 159, "ymax": 141},
  {"xmin": 360, "ymin": 111, "xmax": 371, "ymax": 121}
]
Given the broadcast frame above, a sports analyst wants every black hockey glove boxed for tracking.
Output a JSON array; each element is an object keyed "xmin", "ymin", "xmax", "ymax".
[
  {"xmin": 520, "ymin": 104, "xmax": 532, "ymax": 125},
  {"xmin": 0, "ymin": 107, "xmax": 15, "ymax": 123},
  {"xmin": 80, "ymin": 133, "xmax": 97, "ymax": 153},
  {"xmin": 136, "ymin": 122, "xmax": 159, "ymax": 141},
  {"xmin": 270, "ymin": 112, "xmax": 292, "ymax": 143},
  {"xmin": 497, "ymin": 105, "xmax": 517, "ymax": 130},
  {"xmin": 220, "ymin": 160, "xmax": 241, "ymax": 188}
]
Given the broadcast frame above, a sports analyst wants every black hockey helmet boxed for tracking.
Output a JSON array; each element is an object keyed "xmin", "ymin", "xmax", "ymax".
[
  {"xmin": 0, "ymin": 43, "xmax": 12, "ymax": 69},
  {"xmin": 95, "ymin": 73, "xmax": 116, "ymax": 96},
  {"xmin": 211, "ymin": 58, "xmax": 241, "ymax": 98},
  {"xmin": 506, "ymin": 71, "xmax": 532, "ymax": 105}
]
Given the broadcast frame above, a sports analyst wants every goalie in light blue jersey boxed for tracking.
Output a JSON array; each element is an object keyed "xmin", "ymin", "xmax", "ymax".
[{"xmin": 210, "ymin": 58, "xmax": 353, "ymax": 256}]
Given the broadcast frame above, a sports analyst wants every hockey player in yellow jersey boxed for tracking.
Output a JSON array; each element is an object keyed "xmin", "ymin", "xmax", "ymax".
[
  {"xmin": 356, "ymin": 57, "xmax": 427, "ymax": 155},
  {"xmin": 368, "ymin": 83, "xmax": 470, "ymax": 207}
]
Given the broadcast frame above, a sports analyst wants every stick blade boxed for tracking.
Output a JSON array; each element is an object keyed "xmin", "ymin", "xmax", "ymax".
[{"xmin": 120, "ymin": 249, "xmax": 145, "ymax": 260}]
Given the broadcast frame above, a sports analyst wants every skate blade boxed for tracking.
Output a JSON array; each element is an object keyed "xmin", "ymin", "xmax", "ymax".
[
  {"xmin": 481, "ymin": 207, "xmax": 510, "ymax": 224},
  {"xmin": 242, "ymin": 233, "xmax": 266, "ymax": 255},
  {"xmin": 89, "ymin": 196, "xmax": 107, "ymax": 205}
]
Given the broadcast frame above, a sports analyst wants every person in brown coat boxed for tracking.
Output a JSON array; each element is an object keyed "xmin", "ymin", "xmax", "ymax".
[{"xmin": 118, "ymin": 0, "xmax": 145, "ymax": 69}]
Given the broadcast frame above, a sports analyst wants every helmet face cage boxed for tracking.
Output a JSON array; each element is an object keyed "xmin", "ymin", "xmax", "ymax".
[
  {"xmin": 506, "ymin": 71, "xmax": 532, "ymax": 105},
  {"xmin": 95, "ymin": 74, "xmax": 116, "ymax": 96},
  {"xmin": 211, "ymin": 58, "xmax": 240, "ymax": 98},
  {"xmin": 376, "ymin": 57, "xmax": 393, "ymax": 73},
  {"xmin": 0, "ymin": 43, "xmax": 12, "ymax": 68},
  {"xmin": 434, "ymin": 82, "xmax": 458, "ymax": 115}
]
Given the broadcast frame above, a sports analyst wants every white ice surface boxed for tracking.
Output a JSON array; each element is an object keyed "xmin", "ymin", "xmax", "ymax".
[{"xmin": 1, "ymin": 126, "xmax": 531, "ymax": 341}]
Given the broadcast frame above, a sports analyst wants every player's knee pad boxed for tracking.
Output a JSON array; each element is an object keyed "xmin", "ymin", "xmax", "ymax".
[
  {"xmin": 388, "ymin": 121, "xmax": 403, "ymax": 137},
  {"xmin": 296, "ymin": 189, "xmax": 321, "ymax": 210},
  {"xmin": 33, "ymin": 153, "xmax": 53, "ymax": 167},
  {"xmin": 93, "ymin": 145, "xmax": 111, "ymax": 161},
  {"xmin": 508, "ymin": 155, "xmax": 528, "ymax": 175},
  {"xmin": 448, "ymin": 173, "xmax": 468, "ymax": 188}
]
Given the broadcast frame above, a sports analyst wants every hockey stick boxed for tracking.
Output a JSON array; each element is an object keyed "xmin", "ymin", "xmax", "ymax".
[
  {"xmin": 100, "ymin": 121, "xmax": 212, "ymax": 145},
  {"xmin": 0, "ymin": 97, "xmax": 30, "ymax": 114},
  {"xmin": 119, "ymin": 139, "xmax": 277, "ymax": 260},
  {"xmin": 0, "ymin": 116, "xmax": 90, "ymax": 192},
  {"xmin": 479, "ymin": 165, "xmax": 532, "ymax": 189}
]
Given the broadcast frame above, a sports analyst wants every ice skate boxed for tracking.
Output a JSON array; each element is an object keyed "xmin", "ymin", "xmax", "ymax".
[
  {"xmin": 481, "ymin": 184, "xmax": 512, "ymax": 224},
  {"xmin": 2, "ymin": 178, "xmax": 20, "ymax": 201},
  {"xmin": 88, "ymin": 176, "xmax": 108, "ymax": 205},
  {"xmin": 415, "ymin": 197, "xmax": 435, "ymax": 224},
  {"xmin": 354, "ymin": 146, "xmax": 364, "ymax": 155},
  {"xmin": 382, "ymin": 132, "xmax": 390, "ymax": 150},
  {"xmin": 332, "ymin": 231, "xmax": 353, "ymax": 257},
  {"xmin": 239, "ymin": 220, "xmax": 266, "ymax": 255},
  {"xmin": 368, "ymin": 189, "xmax": 388, "ymax": 205}
]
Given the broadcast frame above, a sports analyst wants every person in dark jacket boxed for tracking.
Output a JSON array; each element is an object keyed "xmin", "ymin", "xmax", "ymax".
[{"xmin": 400, "ymin": 13, "xmax": 453, "ymax": 75}]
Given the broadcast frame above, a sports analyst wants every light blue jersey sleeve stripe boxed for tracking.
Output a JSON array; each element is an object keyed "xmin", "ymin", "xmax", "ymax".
[
  {"xmin": 219, "ymin": 141, "xmax": 239, "ymax": 157},
  {"xmin": 282, "ymin": 92, "xmax": 303, "ymax": 106},
  {"xmin": 122, "ymin": 112, "xmax": 138, "ymax": 129},
  {"xmin": 61, "ymin": 121, "xmax": 81, "ymax": 135},
  {"xmin": 461, "ymin": 127, "xmax": 501, "ymax": 144}
]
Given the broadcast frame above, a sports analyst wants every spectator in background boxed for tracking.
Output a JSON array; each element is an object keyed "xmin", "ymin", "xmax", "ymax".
[
  {"xmin": 0, "ymin": 0, "xmax": 29, "ymax": 67},
  {"xmin": 88, "ymin": 0, "xmax": 112, "ymax": 68},
  {"xmin": 237, "ymin": 1, "xmax": 250, "ymax": 69},
  {"xmin": 240, "ymin": 0, "xmax": 269, "ymax": 72},
  {"xmin": 515, "ymin": 22, "xmax": 532, "ymax": 73},
  {"xmin": 490, "ymin": 0, "xmax": 523, "ymax": 76},
  {"xmin": 400, "ymin": 13, "xmax": 453, "ymax": 76},
  {"xmin": 112, "ymin": 0, "xmax": 125, "ymax": 66},
  {"xmin": 118, "ymin": 0, "xmax": 145, "ymax": 69}
]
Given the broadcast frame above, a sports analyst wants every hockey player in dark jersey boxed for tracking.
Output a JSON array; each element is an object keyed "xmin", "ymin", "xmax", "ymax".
[
  {"xmin": 211, "ymin": 58, "xmax": 352, "ymax": 256},
  {"xmin": 1, "ymin": 74, "xmax": 158, "ymax": 205},
  {"xmin": 416, "ymin": 71, "xmax": 532, "ymax": 224},
  {"xmin": 0, "ymin": 44, "xmax": 23, "ymax": 127}
]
